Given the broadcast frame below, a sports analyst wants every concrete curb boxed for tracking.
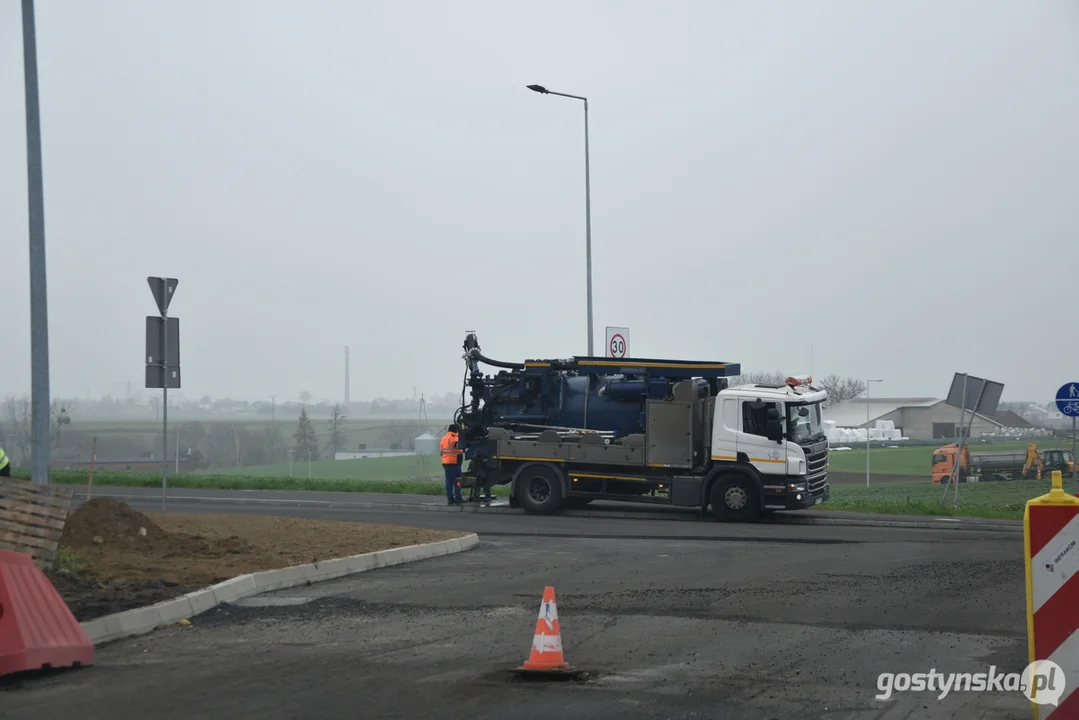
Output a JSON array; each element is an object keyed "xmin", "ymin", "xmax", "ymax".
[
  {"xmin": 73, "ymin": 490, "xmax": 1023, "ymax": 534},
  {"xmin": 79, "ymin": 533, "xmax": 480, "ymax": 645}
]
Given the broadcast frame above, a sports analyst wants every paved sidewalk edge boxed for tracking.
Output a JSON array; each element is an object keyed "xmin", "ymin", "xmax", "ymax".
[{"xmin": 79, "ymin": 533, "xmax": 480, "ymax": 646}]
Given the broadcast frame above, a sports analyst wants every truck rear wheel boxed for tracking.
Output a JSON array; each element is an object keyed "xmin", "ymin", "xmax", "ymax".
[
  {"xmin": 515, "ymin": 464, "xmax": 564, "ymax": 515},
  {"xmin": 709, "ymin": 474, "xmax": 760, "ymax": 523}
]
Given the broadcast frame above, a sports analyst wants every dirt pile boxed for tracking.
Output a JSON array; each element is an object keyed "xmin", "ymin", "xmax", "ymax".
[
  {"xmin": 49, "ymin": 501, "xmax": 468, "ymax": 623},
  {"xmin": 60, "ymin": 498, "xmax": 255, "ymax": 559}
]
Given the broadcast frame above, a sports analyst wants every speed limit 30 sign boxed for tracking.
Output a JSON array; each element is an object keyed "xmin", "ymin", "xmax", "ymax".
[{"xmin": 605, "ymin": 326, "xmax": 630, "ymax": 359}]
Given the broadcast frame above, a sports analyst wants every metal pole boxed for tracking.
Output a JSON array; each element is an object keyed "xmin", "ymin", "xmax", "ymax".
[
  {"xmin": 22, "ymin": 0, "xmax": 51, "ymax": 486},
  {"xmin": 941, "ymin": 376, "xmax": 969, "ymax": 506},
  {"xmin": 527, "ymin": 86, "xmax": 594, "ymax": 355},
  {"xmin": 160, "ymin": 304, "xmax": 167, "ymax": 511},
  {"xmin": 954, "ymin": 379, "xmax": 986, "ymax": 510},
  {"xmin": 1072, "ymin": 416, "xmax": 1076, "ymax": 491},
  {"xmin": 583, "ymin": 98, "xmax": 593, "ymax": 356},
  {"xmin": 865, "ymin": 383, "xmax": 871, "ymax": 488},
  {"xmin": 175, "ymin": 424, "xmax": 180, "ymax": 473},
  {"xmin": 87, "ymin": 436, "xmax": 96, "ymax": 499},
  {"xmin": 864, "ymin": 380, "xmax": 882, "ymax": 487}
]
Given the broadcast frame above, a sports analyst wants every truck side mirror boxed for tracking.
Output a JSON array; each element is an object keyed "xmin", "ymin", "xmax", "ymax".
[{"xmin": 765, "ymin": 419, "xmax": 784, "ymax": 443}]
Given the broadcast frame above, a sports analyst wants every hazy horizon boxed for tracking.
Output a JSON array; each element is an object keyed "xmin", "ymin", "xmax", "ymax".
[{"xmin": 3, "ymin": 1, "xmax": 1078, "ymax": 407}]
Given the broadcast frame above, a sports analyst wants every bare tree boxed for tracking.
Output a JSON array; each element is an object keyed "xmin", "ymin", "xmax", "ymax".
[
  {"xmin": 2, "ymin": 395, "xmax": 31, "ymax": 463},
  {"xmin": 729, "ymin": 371, "xmax": 788, "ymax": 386},
  {"xmin": 818, "ymin": 375, "xmax": 868, "ymax": 408},
  {"xmin": 51, "ymin": 400, "xmax": 72, "ymax": 452},
  {"xmin": 325, "ymin": 403, "xmax": 348, "ymax": 458}
]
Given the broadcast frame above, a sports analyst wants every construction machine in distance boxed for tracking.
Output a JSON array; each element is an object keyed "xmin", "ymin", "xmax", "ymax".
[
  {"xmin": 930, "ymin": 442, "xmax": 1075, "ymax": 484},
  {"xmin": 454, "ymin": 333, "xmax": 830, "ymax": 522}
]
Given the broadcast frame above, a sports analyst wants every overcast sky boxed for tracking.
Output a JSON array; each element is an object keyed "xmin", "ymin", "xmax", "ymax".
[{"xmin": 1, "ymin": 0, "xmax": 1077, "ymax": 405}]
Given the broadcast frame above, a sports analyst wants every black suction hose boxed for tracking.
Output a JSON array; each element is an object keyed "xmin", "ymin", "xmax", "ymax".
[{"xmin": 469, "ymin": 348, "xmax": 524, "ymax": 370}]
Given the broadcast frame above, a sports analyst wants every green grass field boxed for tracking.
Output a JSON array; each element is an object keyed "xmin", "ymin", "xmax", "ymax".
[
  {"xmin": 824, "ymin": 478, "xmax": 1076, "ymax": 521},
  {"xmin": 204, "ymin": 455, "xmax": 443, "ymax": 481},
  {"xmin": 826, "ymin": 441, "xmax": 1072, "ymax": 477}
]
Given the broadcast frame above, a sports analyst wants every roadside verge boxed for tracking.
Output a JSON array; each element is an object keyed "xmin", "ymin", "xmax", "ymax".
[{"xmin": 81, "ymin": 533, "xmax": 479, "ymax": 645}]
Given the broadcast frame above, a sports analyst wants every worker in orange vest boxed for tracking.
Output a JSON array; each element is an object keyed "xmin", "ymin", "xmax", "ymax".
[{"xmin": 440, "ymin": 424, "xmax": 464, "ymax": 504}]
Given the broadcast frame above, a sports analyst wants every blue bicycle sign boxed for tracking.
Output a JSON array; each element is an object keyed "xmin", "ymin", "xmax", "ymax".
[{"xmin": 1055, "ymin": 383, "xmax": 1079, "ymax": 417}]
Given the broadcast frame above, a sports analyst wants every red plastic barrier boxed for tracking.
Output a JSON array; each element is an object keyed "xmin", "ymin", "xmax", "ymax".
[{"xmin": 0, "ymin": 550, "xmax": 95, "ymax": 676}]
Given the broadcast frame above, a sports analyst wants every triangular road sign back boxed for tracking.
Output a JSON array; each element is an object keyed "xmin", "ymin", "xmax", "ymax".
[{"xmin": 148, "ymin": 277, "xmax": 178, "ymax": 316}]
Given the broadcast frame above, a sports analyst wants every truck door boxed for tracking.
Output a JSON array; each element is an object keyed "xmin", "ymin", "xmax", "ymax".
[{"xmin": 737, "ymin": 399, "xmax": 786, "ymax": 477}]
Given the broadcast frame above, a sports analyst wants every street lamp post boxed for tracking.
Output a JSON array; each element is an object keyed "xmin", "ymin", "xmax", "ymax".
[
  {"xmin": 527, "ymin": 84, "xmax": 594, "ymax": 355},
  {"xmin": 22, "ymin": 0, "xmax": 51, "ymax": 486},
  {"xmin": 865, "ymin": 380, "xmax": 884, "ymax": 487}
]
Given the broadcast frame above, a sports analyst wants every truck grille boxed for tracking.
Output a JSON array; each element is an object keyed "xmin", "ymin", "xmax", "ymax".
[{"xmin": 803, "ymin": 442, "xmax": 828, "ymax": 495}]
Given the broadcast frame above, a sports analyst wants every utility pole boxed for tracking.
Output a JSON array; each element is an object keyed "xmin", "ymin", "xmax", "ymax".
[
  {"xmin": 22, "ymin": 0, "xmax": 51, "ymax": 485},
  {"xmin": 269, "ymin": 395, "xmax": 276, "ymax": 422}
]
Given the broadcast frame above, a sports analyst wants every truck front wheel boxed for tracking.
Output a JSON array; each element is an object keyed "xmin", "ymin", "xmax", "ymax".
[
  {"xmin": 515, "ymin": 465, "xmax": 564, "ymax": 515},
  {"xmin": 709, "ymin": 474, "xmax": 760, "ymax": 523}
]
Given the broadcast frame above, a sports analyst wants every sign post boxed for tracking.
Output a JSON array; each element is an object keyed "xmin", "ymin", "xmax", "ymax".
[
  {"xmin": 145, "ymin": 277, "xmax": 180, "ymax": 511},
  {"xmin": 605, "ymin": 326, "xmax": 629, "ymax": 359},
  {"xmin": 1055, "ymin": 383, "xmax": 1079, "ymax": 493},
  {"xmin": 941, "ymin": 373, "xmax": 1005, "ymax": 509},
  {"xmin": 1023, "ymin": 470, "xmax": 1079, "ymax": 718}
]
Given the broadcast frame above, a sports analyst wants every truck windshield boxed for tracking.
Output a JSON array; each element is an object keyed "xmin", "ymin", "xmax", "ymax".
[{"xmin": 786, "ymin": 402, "xmax": 823, "ymax": 443}]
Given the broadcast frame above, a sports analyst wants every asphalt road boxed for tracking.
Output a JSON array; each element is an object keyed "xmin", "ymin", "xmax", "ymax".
[
  {"xmin": 61, "ymin": 485, "xmax": 1021, "ymax": 533},
  {"xmin": 4, "ymin": 489, "xmax": 1030, "ymax": 718}
]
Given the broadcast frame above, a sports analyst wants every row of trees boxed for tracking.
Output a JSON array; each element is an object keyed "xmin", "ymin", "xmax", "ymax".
[
  {"xmin": 21, "ymin": 390, "xmax": 462, "ymax": 422},
  {"xmin": 0, "ymin": 393, "xmax": 438, "ymax": 470}
]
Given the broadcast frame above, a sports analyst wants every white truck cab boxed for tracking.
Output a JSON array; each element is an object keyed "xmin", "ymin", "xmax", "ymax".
[{"xmin": 711, "ymin": 376, "xmax": 830, "ymax": 510}]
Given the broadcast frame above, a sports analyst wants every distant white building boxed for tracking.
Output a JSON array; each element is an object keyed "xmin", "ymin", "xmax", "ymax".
[{"xmin": 823, "ymin": 397, "xmax": 1008, "ymax": 440}]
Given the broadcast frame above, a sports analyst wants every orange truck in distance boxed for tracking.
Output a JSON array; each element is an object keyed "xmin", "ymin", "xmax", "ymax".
[{"xmin": 931, "ymin": 443, "xmax": 1075, "ymax": 484}]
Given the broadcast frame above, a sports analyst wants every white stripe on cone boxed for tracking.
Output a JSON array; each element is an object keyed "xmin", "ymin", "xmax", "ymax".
[
  {"xmin": 532, "ymin": 631, "xmax": 563, "ymax": 654},
  {"xmin": 1041, "ymin": 629, "xmax": 1079, "ymax": 715},
  {"xmin": 1032, "ymin": 514, "xmax": 1079, "ymax": 614}
]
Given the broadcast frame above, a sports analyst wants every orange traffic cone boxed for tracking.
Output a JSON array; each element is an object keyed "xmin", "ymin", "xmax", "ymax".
[{"xmin": 515, "ymin": 586, "xmax": 572, "ymax": 672}]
